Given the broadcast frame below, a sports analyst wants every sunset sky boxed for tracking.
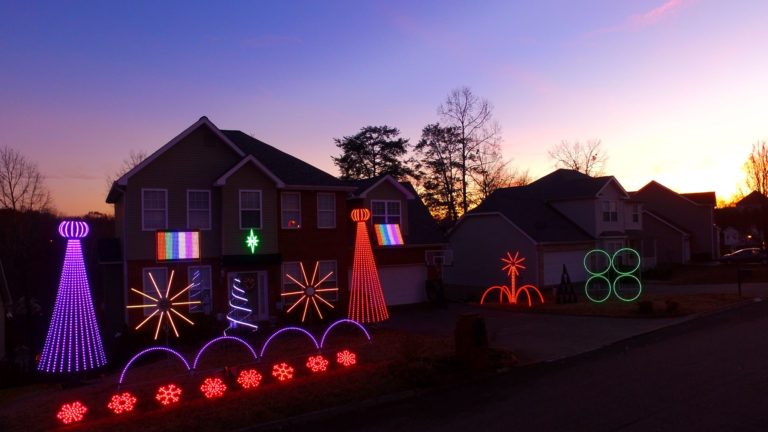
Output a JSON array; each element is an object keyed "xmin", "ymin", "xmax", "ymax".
[{"xmin": 2, "ymin": 0, "xmax": 767, "ymax": 215}]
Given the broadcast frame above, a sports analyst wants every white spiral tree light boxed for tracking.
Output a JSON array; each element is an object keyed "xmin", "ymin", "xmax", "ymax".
[{"xmin": 38, "ymin": 221, "xmax": 107, "ymax": 373}]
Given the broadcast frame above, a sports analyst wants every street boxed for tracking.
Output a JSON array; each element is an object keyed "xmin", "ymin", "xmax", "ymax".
[{"xmin": 272, "ymin": 300, "xmax": 768, "ymax": 431}]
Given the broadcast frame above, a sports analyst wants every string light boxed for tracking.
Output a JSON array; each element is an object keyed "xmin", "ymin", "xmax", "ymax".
[
  {"xmin": 480, "ymin": 251, "xmax": 544, "ymax": 307},
  {"xmin": 336, "ymin": 350, "xmax": 357, "ymax": 367},
  {"xmin": 56, "ymin": 401, "xmax": 88, "ymax": 424},
  {"xmin": 38, "ymin": 221, "xmax": 107, "ymax": 373},
  {"xmin": 319, "ymin": 319, "xmax": 371, "ymax": 348},
  {"xmin": 348, "ymin": 209, "xmax": 389, "ymax": 323},
  {"xmin": 155, "ymin": 384, "xmax": 182, "ymax": 406},
  {"xmin": 245, "ymin": 229, "xmax": 259, "ymax": 254},
  {"xmin": 259, "ymin": 327, "xmax": 319, "ymax": 358},
  {"xmin": 237, "ymin": 369, "xmax": 263, "ymax": 389},
  {"xmin": 282, "ymin": 261, "xmax": 338, "ymax": 322},
  {"xmin": 200, "ymin": 377, "xmax": 227, "ymax": 399},
  {"xmin": 306, "ymin": 355, "xmax": 329, "ymax": 372},
  {"xmin": 584, "ymin": 248, "xmax": 642, "ymax": 302},
  {"xmin": 107, "ymin": 392, "xmax": 137, "ymax": 414},
  {"xmin": 119, "ymin": 346, "xmax": 190, "ymax": 385},
  {"xmin": 272, "ymin": 362, "xmax": 294, "ymax": 381},
  {"xmin": 225, "ymin": 277, "xmax": 259, "ymax": 333},
  {"xmin": 127, "ymin": 269, "xmax": 200, "ymax": 340},
  {"xmin": 156, "ymin": 231, "xmax": 200, "ymax": 261}
]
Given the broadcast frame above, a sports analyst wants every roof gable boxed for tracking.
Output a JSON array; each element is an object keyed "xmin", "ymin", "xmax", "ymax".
[
  {"xmin": 346, "ymin": 175, "xmax": 416, "ymax": 199},
  {"xmin": 214, "ymin": 155, "xmax": 285, "ymax": 187},
  {"xmin": 636, "ymin": 181, "xmax": 714, "ymax": 207}
]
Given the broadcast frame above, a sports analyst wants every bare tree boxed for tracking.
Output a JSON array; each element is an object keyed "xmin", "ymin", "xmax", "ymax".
[
  {"xmin": 547, "ymin": 139, "xmax": 608, "ymax": 177},
  {"xmin": 744, "ymin": 141, "xmax": 768, "ymax": 196},
  {"xmin": 106, "ymin": 150, "xmax": 148, "ymax": 190},
  {"xmin": 438, "ymin": 86, "xmax": 501, "ymax": 214},
  {"xmin": 0, "ymin": 146, "xmax": 52, "ymax": 212},
  {"xmin": 470, "ymin": 142, "xmax": 529, "ymax": 201}
]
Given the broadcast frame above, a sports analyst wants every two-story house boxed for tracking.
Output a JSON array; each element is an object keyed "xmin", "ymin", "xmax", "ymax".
[
  {"xmin": 444, "ymin": 169, "xmax": 642, "ymax": 294},
  {"xmin": 106, "ymin": 117, "xmax": 444, "ymax": 331}
]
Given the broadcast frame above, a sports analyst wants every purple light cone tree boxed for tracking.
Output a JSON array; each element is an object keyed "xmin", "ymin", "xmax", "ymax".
[{"xmin": 38, "ymin": 221, "xmax": 107, "ymax": 373}]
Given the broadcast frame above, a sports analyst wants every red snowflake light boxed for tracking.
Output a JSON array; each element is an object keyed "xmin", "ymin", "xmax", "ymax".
[
  {"xmin": 200, "ymin": 377, "xmax": 227, "ymax": 399},
  {"xmin": 272, "ymin": 362, "xmax": 294, "ymax": 381},
  {"xmin": 56, "ymin": 401, "xmax": 88, "ymax": 424},
  {"xmin": 336, "ymin": 349, "xmax": 357, "ymax": 367},
  {"xmin": 107, "ymin": 392, "xmax": 137, "ymax": 414},
  {"xmin": 155, "ymin": 383, "xmax": 182, "ymax": 406},
  {"xmin": 306, "ymin": 355, "xmax": 329, "ymax": 373},
  {"xmin": 237, "ymin": 368, "xmax": 263, "ymax": 389}
]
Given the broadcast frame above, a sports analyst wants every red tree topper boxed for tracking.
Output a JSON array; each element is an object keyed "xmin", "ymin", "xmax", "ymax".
[{"xmin": 56, "ymin": 401, "xmax": 88, "ymax": 424}]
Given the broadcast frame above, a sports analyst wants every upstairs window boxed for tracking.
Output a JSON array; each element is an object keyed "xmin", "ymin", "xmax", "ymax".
[
  {"xmin": 142, "ymin": 189, "xmax": 167, "ymax": 231},
  {"xmin": 317, "ymin": 193, "xmax": 336, "ymax": 228},
  {"xmin": 371, "ymin": 200, "xmax": 401, "ymax": 225},
  {"xmin": 281, "ymin": 192, "xmax": 301, "ymax": 229},
  {"xmin": 602, "ymin": 201, "xmax": 618, "ymax": 222},
  {"xmin": 240, "ymin": 190, "xmax": 262, "ymax": 229},
  {"xmin": 187, "ymin": 190, "xmax": 211, "ymax": 230},
  {"xmin": 631, "ymin": 204, "xmax": 640, "ymax": 223}
]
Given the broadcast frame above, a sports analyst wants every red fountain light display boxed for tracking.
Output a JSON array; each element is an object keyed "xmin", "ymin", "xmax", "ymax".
[
  {"xmin": 480, "ymin": 251, "xmax": 544, "ymax": 307},
  {"xmin": 348, "ymin": 208, "xmax": 389, "ymax": 323}
]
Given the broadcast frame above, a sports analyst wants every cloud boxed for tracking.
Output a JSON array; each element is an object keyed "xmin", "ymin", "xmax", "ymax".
[
  {"xmin": 588, "ymin": 0, "xmax": 691, "ymax": 37},
  {"xmin": 240, "ymin": 35, "xmax": 302, "ymax": 48}
]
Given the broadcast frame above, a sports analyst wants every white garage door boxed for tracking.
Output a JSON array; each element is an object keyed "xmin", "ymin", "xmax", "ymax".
[
  {"xmin": 378, "ymin": 265, "xmax": 428, "ymax": 306},
  {"xmin": 543, "ymin": 251, "xmax": 587, "ymax": 285}
]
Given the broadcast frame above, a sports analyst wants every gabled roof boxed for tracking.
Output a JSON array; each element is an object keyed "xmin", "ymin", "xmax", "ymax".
[
  {"xmin": 468, "ymin": 185, "xmax": 593, "ymax": 243},
  {"xmin": 344, "ymin": 174, "xmax": 416, "ymax": 199},
  {"xmin": 634, "ymin": 180, "xmax": 715, "ymax": 207},
  {"xmin": 736, "ymin": 191, "xmax": 768, "ymax": 208},
  {"xmin": 399, "ymin": 182, "xmax": 445, "ymax": 245},
  {"xmin": 526, "ymin": 169, "xmax": 624, "ymax": 200},
  {"xmin": 681, "ymin": 192, "xmax": 717, "ymax": 206},
  {"xmin": 222, "ymin": 130, "xmax": 351, "ymax": 190},
  {"xmin": 214, "ymin": 155, "xmax": 285, "ymax": 187},
  {"xmin": 644, "ymin": 210, "xmax": 690, "ymax": 235}
]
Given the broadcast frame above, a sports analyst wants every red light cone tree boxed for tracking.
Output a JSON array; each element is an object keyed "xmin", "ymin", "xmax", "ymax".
[{"xmin": 348, "ymin": 208, "xmax": 389, "ymax": 323}]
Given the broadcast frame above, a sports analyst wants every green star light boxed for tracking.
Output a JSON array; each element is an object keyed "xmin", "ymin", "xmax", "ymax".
[{"xmin": 245, "ymin": 229, "xmax": 259, "ymax": 254}]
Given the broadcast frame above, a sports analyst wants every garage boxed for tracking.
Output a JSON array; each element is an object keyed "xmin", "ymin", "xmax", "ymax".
[
  {"xmin": 378, "ymin": 265, "xmax": 428, "ymax": 306},
  {"xmin": 542, "ymin": 250, "xmax": 587, "ymax": 285}
]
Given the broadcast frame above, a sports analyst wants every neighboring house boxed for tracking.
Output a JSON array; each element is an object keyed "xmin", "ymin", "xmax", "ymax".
[
  {"xmin": 632, "ymin": 181, "xmax": 718, "ymax": 263},
  {"xmin": 106, "ymin": 116, "xmax": 443, "ymax": 329},
  {"xmin": 735, "ymin": 191, "xmax": 768, "ymax": 211},
  {"xmin": 715, "ymin": 192, "xmax": 768, "ymax": 253},
  {"xmin": 445, "ymin": 169, "xmax": 642, "ymax": 292},
  {"xmin": 722, "ymin": 226, "xmax": 741, "ymax": 251}
]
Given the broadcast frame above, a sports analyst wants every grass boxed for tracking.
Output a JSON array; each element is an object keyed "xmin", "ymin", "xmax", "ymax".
[{"xmin": 0, "ymin": 327, "xmax": 512, "ymax": 432}]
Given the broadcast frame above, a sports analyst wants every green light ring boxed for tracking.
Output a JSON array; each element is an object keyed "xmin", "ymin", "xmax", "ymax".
[
  {"xmin": 611, "ymin": 248, "xmax": 641, "ymax": 275},
  {"xmin": 584, "ymin": 249, "xmax": 611, "ymax": 276},
  {"xmin": 584, "ymin": 275, "xmax": 612, "ymax": 303},
  {"xmin": 612, "ymin": 274, "xmax": 642, "ymax": 302}
]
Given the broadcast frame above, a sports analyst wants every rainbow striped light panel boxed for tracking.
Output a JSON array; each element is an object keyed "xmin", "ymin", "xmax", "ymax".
[
  {"xmin": 374, "ymin": 224, "xmax": 404, "ymax": 246},
  {"xmin": 156, "ymin": 231, "xmax": 200, "ymax": 261}
]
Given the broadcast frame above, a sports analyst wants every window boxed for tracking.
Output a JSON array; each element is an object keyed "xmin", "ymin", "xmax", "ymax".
[
  {"xmin": 141, "ymin": 268, "xmax": 168, "ymax": 316},
  {"xmin": 281, "ymin": 192, "xmax": 301, "ymax": 229},
  {"xmin": 631, "ymin": 204, "xmax": 640, "ymax": 223},
  {"xmin": 371, "ymin": 200, "xmax": 401, "ymax": 225},
  {"xmin": 142, "ymin": 189, "xmax": 167, "ymax": 230},
  {"xmin": 188, "ymin": 266, "xmax": 212, "ymax": 315},
  {"xmin": 317, "ymin": 193, "xmax": 336, "ymax": 228},
  {"xmin": 239, "ymin": 190, "xmax": 262, "ymax": 229},
  {"xmin": 602, "ymin": 201, "xmax": 618, "ymax": 222},
  {"xmin": 187, "ymin": 190, "xmax": 211, "ymax": 230},
  {"xmin": 282, "ymin": 260, "xmax": 338, "ymax": 307}
]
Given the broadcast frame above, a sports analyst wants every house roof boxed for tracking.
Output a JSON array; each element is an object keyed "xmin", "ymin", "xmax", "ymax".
[
  {"xmin": 644, "ymin": 210, "xmax": 690, "ymax": 235},
  {"xmin": 681, "ymin": 192, "xmax": 717, "ymax": 206},
  {"xmin": 633, "ymin": 180, "xmax": 716, "ymax": 207},
  {"xmin": 736, "ymin": 191, "xmax": 768, "ymax": 208},
  {"xmin": 344, "ymin": 174, "xmax": 416, "ymax": 199},
  {"xmin": 221, "ymin": 130, "xmax": 351, "ymax": 189},
  {"xmin": 526, "ymin": 169, "xmax": 621, "ymax": 200},
  {"xmin": 399, "ymin": 182, "xmax": 446, "ymax": 245},
  {"xmin": 469, "ymin": 185, "xmax": 593, "ymax": 243}
]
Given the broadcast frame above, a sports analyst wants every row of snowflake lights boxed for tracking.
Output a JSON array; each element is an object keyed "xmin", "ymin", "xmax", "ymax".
[
  {"xmin": 39, "ymin": 221, "xmax": 107, "ymax": 373},
  {"xmin": 348, "ymin": 208, "xmax": 389, "ymax": 323}
]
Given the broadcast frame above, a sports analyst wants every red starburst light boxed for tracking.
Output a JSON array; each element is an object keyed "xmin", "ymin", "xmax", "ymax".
[
  {"xmin": 56, "ymin": 401, "xmax": 88, "ymax": 424},
  {"xmin": 272, "ymin": 362, "xmax": 294, "ymax": 381},
  {"xmin": 306, "ymin": 355, "xmax": 329, "ymax": 372},
  {"xmin": 155, "ymin": 383, "xmax": 182, "ymax": 406},
  {"xmin": 336, "ymin": 349, "xmax": 357, "ymax": 367},
  {"xmin": 107, "ymin": 392, "xmax": 137, "ymax": 414},
  {"xmin": 237, "ymin": 368, "xmax": 263, "ymax": 389},
  {"xmin": 200, "ymin": 377, "xmax": 227, "ymax": 399}
]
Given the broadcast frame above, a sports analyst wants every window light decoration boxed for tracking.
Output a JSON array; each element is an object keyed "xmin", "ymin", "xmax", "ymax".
[
  {"xmin": 237, "ymin": 368, "xmax": 263, "ymax": 389},
  {"xmin": 282, "ymin": 261, "xmax": 338, "ymax": 322},
  {"xmin": 226, "ymin": 277, "xmax": 259, "ymax": 334},
  {"xmin": 56, "ymin": 401, "xmax": 88, "ymax": 424},
  {"xmin": 480, "ymin": 251, "xmax": 544, "ymax": 307},
  {"xmin": 155, "ymin": 384, "xmax": 182, "ymax": 406},
  {"xmin": 584, "ymin": 248, "xmax": 642, "ymax": 303},
  {"xmin": 272, "ymin": 362, "xmax": 294, "ymax": 381},
  {"xmin": 245, "ymin": 229, "xmax": 260, "ymax": 254},
  {"xmin": 107, "ymin": 392, "xmax": 137, "ymax": 415},
  {"xmin": 38, "ymin": 220, "xmax": 107, "ymax": 373},
  {"xmin": 306, "ymin": 355, "xmax": 329, "ymax": 373},
  {"xmin": 156, "ymin": 231, "xmax": 200, "ymax": 261},
  {"xmin": 374, "ymin": 224, "xmax": 404, "ymax": 246},
  {"xmin": 336, "ymin": 349, "xmax": 357, "ymax": 367},
  {"xmin": 348, "ymin": 208, "xmax": 389, "ymax": 323},
  {"xmin": 200, "ymin": 377, "xmax": 227, "ymax": 399},
  {"xmin": 127, "ymin": 269, "xmax": 200, "ymax": 340}
]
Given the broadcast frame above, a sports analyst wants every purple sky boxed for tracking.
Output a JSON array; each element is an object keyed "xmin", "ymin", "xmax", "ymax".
[{"xmin": 2, "ymin": 0, "xmax": 767, "ymax": 215}]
